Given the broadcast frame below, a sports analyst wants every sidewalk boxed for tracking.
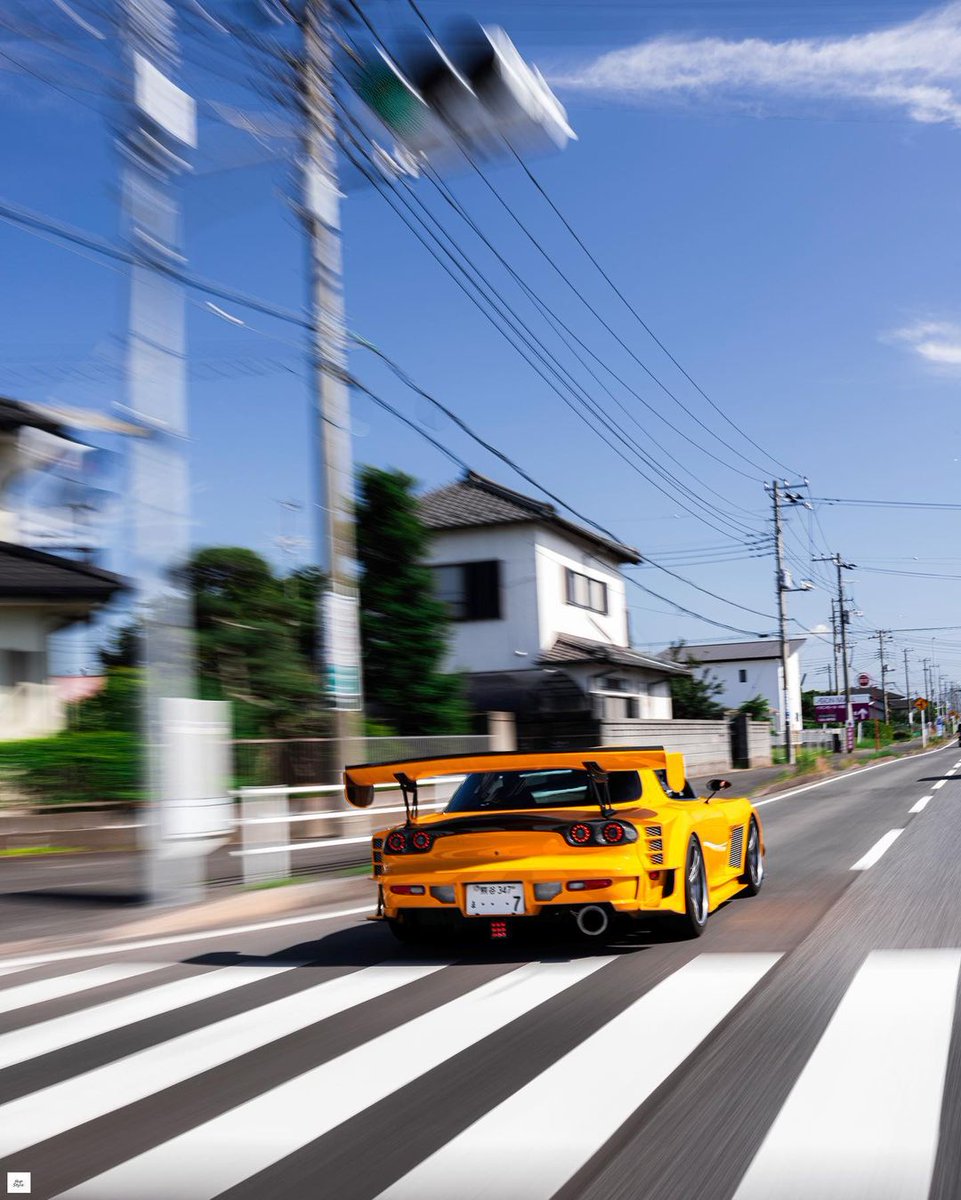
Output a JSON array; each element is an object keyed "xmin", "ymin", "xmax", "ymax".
[{"xmin": 1, "ymin": 738, "xmax": 952, "ymax": 960}]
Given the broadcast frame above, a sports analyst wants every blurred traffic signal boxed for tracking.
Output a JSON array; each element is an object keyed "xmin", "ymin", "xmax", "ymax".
[{"xmin": 354, "ymin": 23, "xmax": 575, "ymax": 164}]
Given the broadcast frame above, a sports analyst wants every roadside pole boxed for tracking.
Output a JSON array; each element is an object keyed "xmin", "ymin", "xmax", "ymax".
[
  {"xmin": 301, "ymin": 0, "xmax": 364, "ymax": 772},
  {"xmin": 767, "ymin": 481, "xmax": 812, "ymax": 766},
  {"xmin": 817, "ymin": 553, "xmax": 856, "ymax": 752}
]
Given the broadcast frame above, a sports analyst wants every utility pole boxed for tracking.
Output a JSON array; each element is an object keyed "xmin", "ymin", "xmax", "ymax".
[
  {"xmin": 767, "ymin": 481, "xmax": 812, "ymax": 765},
  {"xmin": 904, "ymin": 648, "xmax": 912, "ymax": 726},
  {"xmin": 876, "ymin": 630, "xmax": 890, "ymax": 724},
  {"xmin": 817, "ymin": 553, "xmax": 855, "ymax": 749},
  {"xmin": 830, "ymin": 599, "xmax": 840, "ymax": 696},
  {"xmin": 301, "ymin": 0, "xmax": 364, "ymax": 770}
]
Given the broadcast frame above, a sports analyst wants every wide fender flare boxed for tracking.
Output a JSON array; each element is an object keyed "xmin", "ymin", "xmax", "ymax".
[{"xmin": 661, "ymin": 812, "xmax": 699, "ymax": 872}]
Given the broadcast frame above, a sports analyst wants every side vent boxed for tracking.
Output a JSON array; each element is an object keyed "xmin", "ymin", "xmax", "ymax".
[
  {"xmin": 372, "ymin": 836, "xmax": 384, "ymax": 877},
  {"xmin": 644, "ymin": 824, "xmax": 664, "ymax": 865},
  {"xmin": 729, "ymin": 825, "xmax": 744, "ymax": 870}
]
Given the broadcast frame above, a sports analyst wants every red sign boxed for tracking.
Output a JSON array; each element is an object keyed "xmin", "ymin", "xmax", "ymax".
[{"xmin": 857, "ymin": 673, "xmax": 871, "ymax": 688}]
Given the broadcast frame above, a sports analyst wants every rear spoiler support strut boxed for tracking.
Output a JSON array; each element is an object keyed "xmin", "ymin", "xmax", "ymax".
[{"xmin": 395, "ymin": 771, "xmax": 419, "ymax": 826}]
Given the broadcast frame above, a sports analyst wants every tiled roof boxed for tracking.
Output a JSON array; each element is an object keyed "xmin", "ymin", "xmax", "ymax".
[
  {"xmin": 540, "ymin": 634, "xmax": 690, "ymax": 675},
  {"xmin": 0, "ymin": 542, "xmax": 126, "ymax": 602},
  {"xmin": 665, "ymin": 638, "xmax": 805, "ymax": 664},
  {"xmin": 419, "ymin": 471, "xmax": 641, "ymax": 564}
]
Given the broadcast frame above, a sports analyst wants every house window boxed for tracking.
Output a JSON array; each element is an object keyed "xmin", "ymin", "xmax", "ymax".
[
  {"xmin": 564, "ymin": 567, "xmax": 608, "ymax": 615},
  {"xmin": 738, "ymin": 669, "xmax": 747, "ymax": 683},
  {"xmin": 432, "ymin": 561, "xmax": 501, "ymax": 621}
]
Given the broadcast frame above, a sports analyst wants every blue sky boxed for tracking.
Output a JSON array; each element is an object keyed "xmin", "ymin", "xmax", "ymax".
[{"xmin": 4, "ymin": 0, "xmax": 961, "ymax": 692}]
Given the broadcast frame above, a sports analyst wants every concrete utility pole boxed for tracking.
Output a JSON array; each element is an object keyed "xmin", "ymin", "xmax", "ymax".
[
  {"xmin": 301, "ymin": 0, "xmax": 364, "ymax": 770},
  {"xmin": 876, "ymin": 630, "xmax": 890, "ymax": 724},
  {"xmin": 904, "ymin": 648, "xmax": 912, "ymax": 725},
  {"xmin": 817, "ymin": 553, "xmax": 855, "ymax": 748},
  {"xmin": 767, "ymin": 481, "xmax": 812, "ymax": 765}
]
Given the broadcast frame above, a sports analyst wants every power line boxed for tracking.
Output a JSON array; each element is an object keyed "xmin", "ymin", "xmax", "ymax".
[{"xmin": 336, "ymin": 128, "xmax": 763, "ymax": 544}]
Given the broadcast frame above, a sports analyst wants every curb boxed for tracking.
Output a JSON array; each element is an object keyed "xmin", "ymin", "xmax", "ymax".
[{"xmin": 0, "ymin": 873, "xmax": 376, "ymax": 962}]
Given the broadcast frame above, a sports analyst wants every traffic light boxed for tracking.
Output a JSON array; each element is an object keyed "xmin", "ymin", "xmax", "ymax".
[{"xmin": 355, "ymin": 23, "xmax": 575, "ymax": 165}]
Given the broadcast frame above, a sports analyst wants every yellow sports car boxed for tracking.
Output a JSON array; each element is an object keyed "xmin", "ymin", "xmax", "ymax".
[{"xmin": 344, "ymin": 746, "xmax": 764, "ymax": 943}]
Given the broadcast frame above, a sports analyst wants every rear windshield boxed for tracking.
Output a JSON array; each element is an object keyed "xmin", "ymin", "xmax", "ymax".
[{"xmin": 446, "ymin": 768, "xmax": 642, "ymax": 813}]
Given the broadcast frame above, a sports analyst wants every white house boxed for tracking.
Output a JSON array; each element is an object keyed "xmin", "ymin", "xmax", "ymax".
[
  {"xmin": 419, "ymin": 471, "xmax": 687, "ymax": 743},
  {"xmin": 669, "ymin": 638, "xmax": 806, "ymax": 736},
  {"xmin": 0, "ymin": 397, "xmax": 125, "ymax": 739}
]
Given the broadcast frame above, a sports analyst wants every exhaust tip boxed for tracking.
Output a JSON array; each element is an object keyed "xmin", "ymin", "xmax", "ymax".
[{"xmin": 575, "ymin": 904, "xmax": 609, "ymax": 937}]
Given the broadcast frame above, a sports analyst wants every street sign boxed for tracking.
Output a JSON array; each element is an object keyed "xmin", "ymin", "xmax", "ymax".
[
  {"xmin": 813, "ymin": 693, "xmax": 871, "ymax": 723},
  {"xmin": 846, "ymin": 722, "xmax": 855, "ymax": 751},
  {"xmin": 914, "ymin": 697, "xmax": 928, "ymax": 711},
  {"xmin": 857, "ymin": 673, "xmax": 871, "ymax": 688}
]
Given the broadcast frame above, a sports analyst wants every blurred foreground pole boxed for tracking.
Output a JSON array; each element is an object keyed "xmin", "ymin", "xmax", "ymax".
[
  {"xmin": 302, "ymin": 0, "xmax": 364, "ymax": 768},
  {"xmin": 120, "ymin": 0, "xmax": 229, "ymax": 902}
]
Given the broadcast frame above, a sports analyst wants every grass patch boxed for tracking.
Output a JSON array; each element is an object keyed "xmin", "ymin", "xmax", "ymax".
[
  {"xmin": 242, "ymin": 875, "xmax": 313, "ymax": 891},
  {"xmin": 0, "ymin": 845, "xmax": 81, "ymax": 857}
]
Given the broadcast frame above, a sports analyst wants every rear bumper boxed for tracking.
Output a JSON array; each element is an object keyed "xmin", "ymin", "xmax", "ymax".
[{"xmin": 377, "ymin": 870, "xmax": 682, "ymax": 919}]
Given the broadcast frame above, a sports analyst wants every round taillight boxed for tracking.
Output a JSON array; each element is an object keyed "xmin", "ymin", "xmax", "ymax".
[
  {"xmin": 411, "ymin": 830, "xmax": 433, "ymax": 852},
  {"xmin": 602, "ymin": 822, "xmax": 625, "ymax": 845},
  {"xmin": 385, "ymin": 830, "xmax": 407, "ymax": 853},
  {"xmin": 568, "ymin": 822, "xmax": 592, "ymax": 846}
]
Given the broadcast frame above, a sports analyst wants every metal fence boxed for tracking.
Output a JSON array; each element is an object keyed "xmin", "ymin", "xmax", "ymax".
[{"xmin": 232, "ymin": 734, "xmax": 493, "ymax": 788}]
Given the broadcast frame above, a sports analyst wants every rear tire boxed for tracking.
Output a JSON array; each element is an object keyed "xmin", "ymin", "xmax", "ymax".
[
  {"xmin": 740, "ymin": 817, "xmax": 764, "ymax": 896},
  {"xmin": 675, "ymin": 836, "xmax": 709, "ymax": 939},
  {"xmin": 387, "ymin": 915, "xmax": 425, "ymax": 945}
]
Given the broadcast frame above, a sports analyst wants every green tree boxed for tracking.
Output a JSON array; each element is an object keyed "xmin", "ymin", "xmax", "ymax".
[
  {"xmin": 737, "ymin": 694, "xmax": 771, "ymax": 722},
  {"xmin": 188, "ymin": 547, "xmax": 329, "ymax": 738},
  {"xmin": 666, "ymin": 641, "xmax": 726, "ymax": 719},
  {"xmin": 356, "ymin": 466, "xmax": 468, "ymax": 735}
]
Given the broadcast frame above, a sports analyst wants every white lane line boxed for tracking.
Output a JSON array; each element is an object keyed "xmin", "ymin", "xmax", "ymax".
[
  {"xmin": 753, "ymin": 741, "xmax": 957, "ymax": 810},
  {"xmin": 0, "ymin": 961, "xmax": 443, "ymax": 1160},
  {"xmin": 933, "ymin": 780, "xmax": 947, "ymax": 790},
  {"xmin": 850, "ymin": 829, "xmax": 903, "ymax": 871},
  {"xmin": 0, "ymin": 963, "xmax": 162, "ymax": 1017},
  {"xmin": 0, "ymin": 904, "xmax": 373, "ymax": 970},
  {"xmin": 0, "ymin": 966, "xmax": 29, "ymax": 980},
  {"xmin": 733, "ymin": 950, "xmax": 961, "ymax": 1200},
  {"xmin": 58, "ymin": 956, "xmax": 615, "ymax": 1200},
  {"xmin": 946, "ymin": 769, "xmax": 956, "ymax": 776},
  {"xmin": 377, "ymin": 953, "xmax": 782, "ymax": 1200},
  {"xmin": 910, "ymin": 795, "xmax": 933, "ymax": 814},
  {"xmin": 0, "ymin": 963, "xmax": 294, "ymax": 1072}
]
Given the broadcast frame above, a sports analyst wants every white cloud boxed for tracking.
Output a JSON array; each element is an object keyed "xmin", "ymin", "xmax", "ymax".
[
  {"xmin": 554, "ymin": 3, "xmax": 961, "ymax": 126},
  {"xmin": 888, "ymin": 320, "xmax": 961, "ymax": 367}
]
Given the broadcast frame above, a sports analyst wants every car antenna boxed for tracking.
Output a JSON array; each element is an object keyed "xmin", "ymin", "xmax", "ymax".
[
  {"xmin": 394, "ymin": 772, "xmax": 418, "ymax": 826},
  {"xmin": 583, "ymin": 761, "xmax": 614, "ymax": 819}
]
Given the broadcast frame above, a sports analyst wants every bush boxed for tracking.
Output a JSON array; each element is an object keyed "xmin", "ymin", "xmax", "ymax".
[
  {"xmin": 0, "ymin": 732, "xmax": 142, "ymax": 806},
  {"xmin": 892, "ymin": 729, "xmax": 912, "ymax": 741}
]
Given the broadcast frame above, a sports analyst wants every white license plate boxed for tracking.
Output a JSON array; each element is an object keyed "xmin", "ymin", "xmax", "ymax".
[{"xmin": 465, "ymin": 882, "xmax": 526, "ymax": 916}]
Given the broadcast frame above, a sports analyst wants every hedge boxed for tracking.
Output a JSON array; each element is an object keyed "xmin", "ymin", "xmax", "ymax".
[{"xmin": 0, "ymin": 732, "xmax": 142, "ymax": 806}]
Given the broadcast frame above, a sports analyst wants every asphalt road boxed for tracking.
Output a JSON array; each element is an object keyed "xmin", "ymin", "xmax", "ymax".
[{"xmin": 1, "ymin": 742, "xmax": 960, "ymax": 1200}]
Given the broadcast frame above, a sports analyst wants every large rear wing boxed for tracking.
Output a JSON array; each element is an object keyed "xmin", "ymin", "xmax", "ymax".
[{"xmin": 343, "ymin": 746, "xmax": 687, "ymax": 808}]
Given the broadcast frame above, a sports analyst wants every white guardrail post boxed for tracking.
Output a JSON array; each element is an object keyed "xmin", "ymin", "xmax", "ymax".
[{"xmin": 239, "ymin": 786, "xmax": 291, "ymax": 885}]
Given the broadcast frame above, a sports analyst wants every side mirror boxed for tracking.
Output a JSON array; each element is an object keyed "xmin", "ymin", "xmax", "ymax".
[{"xmin": 706, "ymin": 778, "xmax": 732, "ymax": 797}]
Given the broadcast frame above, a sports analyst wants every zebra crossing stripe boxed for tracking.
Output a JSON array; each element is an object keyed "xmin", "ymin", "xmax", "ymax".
[
  {"xmin": 57, "ymin": 956, "xmax": 615, "ymax": 1200},
  {"xmin": 0, "ymin": 963, "xmax": 295, "ymax": 1073},
  {"xmin": 378, "ymin": 953, "xmax": 782, "ymax": 1200},
  {"xmin": 733, "ymin": 949, "xmax": 961, "ymax": 1200},
  {"xmin": 0, "ymin": 961, "xmax": 445, "ymax": 1161},
  {"xmin": 0, "ymin": 963, "xmax": 163, "ymax": 1016}
]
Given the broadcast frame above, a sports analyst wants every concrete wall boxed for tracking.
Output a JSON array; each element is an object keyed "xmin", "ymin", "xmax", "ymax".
[
  {"xmin": 599, "ymin": 718, "xmax": 734, "ymax": 774},
  {"xmin": 748, "ymin": 720, "xmax": 773, "ymax": 767}
]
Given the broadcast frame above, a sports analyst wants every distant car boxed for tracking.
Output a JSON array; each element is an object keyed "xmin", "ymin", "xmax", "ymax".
[{"xmin": 344, "ymin": 746, "xmax": 765, "ymax": 943}]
